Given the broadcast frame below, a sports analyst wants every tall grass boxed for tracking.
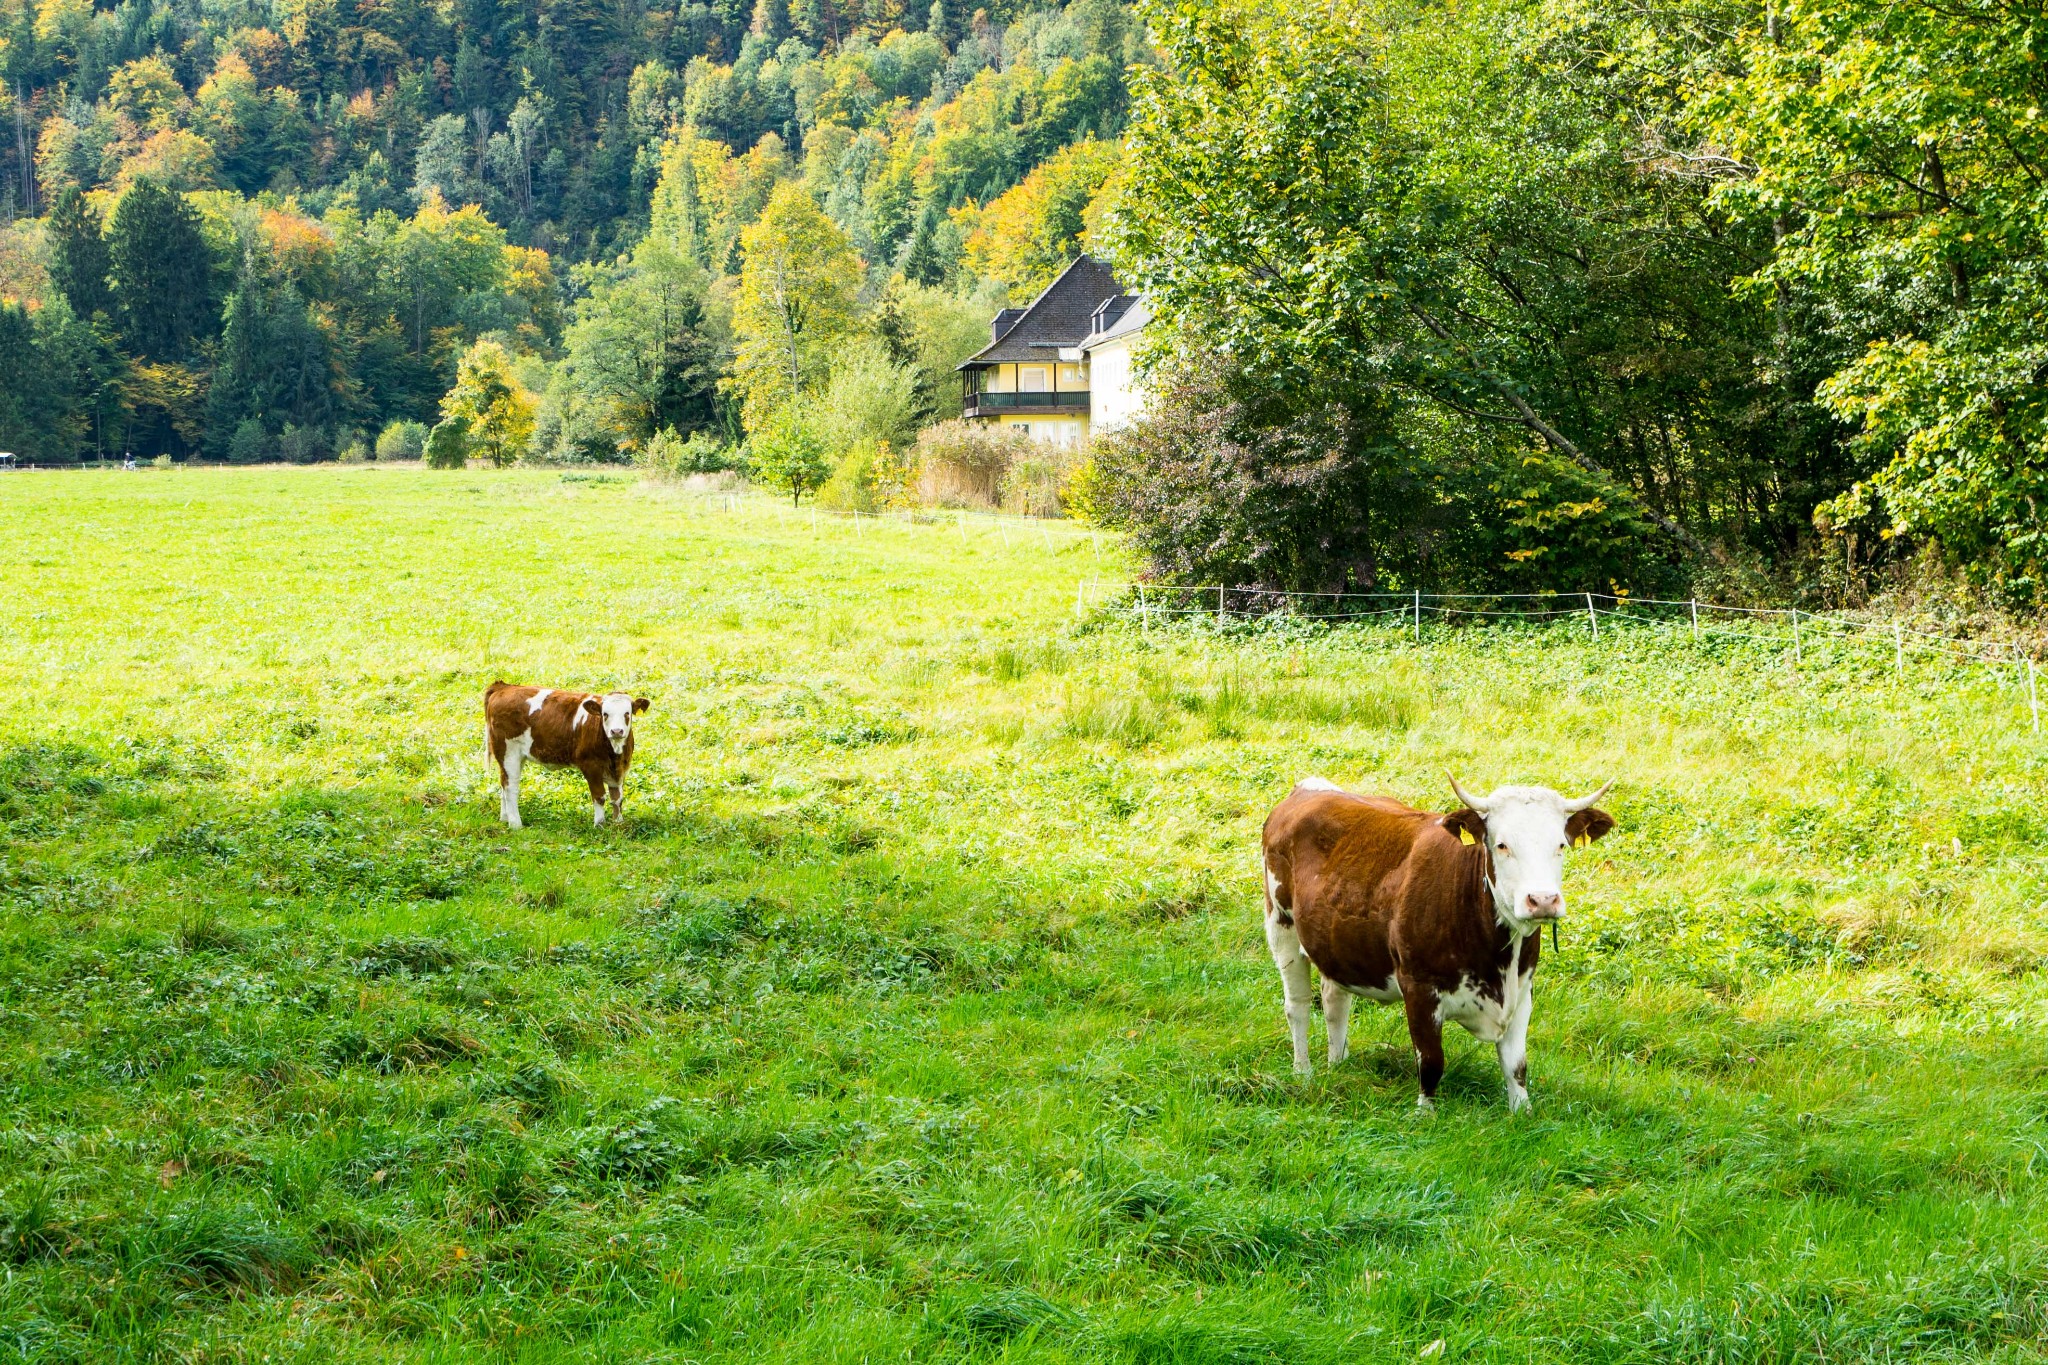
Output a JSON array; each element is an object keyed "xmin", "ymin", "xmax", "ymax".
[{"xmin": 0, "ymin": 467, "xmax": 2043, "ymax": 1361}]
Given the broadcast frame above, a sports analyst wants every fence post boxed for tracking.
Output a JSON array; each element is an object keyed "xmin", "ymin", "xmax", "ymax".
[
  {"xmin": 1413, "ymin": 589, "xmax": 1422, "ymax": 644},
  {"xmin": 1895, "ymin": 622, "xmax": 1904, "ymax": 675},
  {"xmin": 1585, "ymin": 592, "xmax": 1598, "ymax": 641},
  {"xmin": 957, "ymin": 511, "xmax": 967, "ymax": 544},
  {"xmin": 1138, "ymin": 582, "xmax": 1150, "ymax": 635},
  {"xmin": 1690, "ymin": 598, "xmax": 1698, "ymax": 643},
  {"xmin": 1791, "ymin": 610, "xmax": 1801, "ymax": 667},
  {"xmin": 2030, "ymin": 655, "xmax": 2040, "ymax": 735},
  {"xmin": 1217, "ymin": 585, "xmax": 1227, "ymax": 624}
]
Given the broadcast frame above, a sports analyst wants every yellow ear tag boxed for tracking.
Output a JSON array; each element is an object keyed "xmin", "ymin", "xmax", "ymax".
[
  {"xmin": 1573, "ymin": 834, "xmax": 1587, "ymax": 848},
  {"xmin": 1458, "ymin": 826, "xmax": 1476, "ymax": 845}
]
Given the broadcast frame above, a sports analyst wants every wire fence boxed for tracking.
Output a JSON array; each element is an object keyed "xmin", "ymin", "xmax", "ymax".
[{"xmin": 1074, "ymin": 580, "xmax": 2047, "ymax": 733}]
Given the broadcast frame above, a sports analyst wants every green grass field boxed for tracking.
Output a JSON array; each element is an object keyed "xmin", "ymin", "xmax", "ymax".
[{"xmin": 3, "ymin": 466, "xmax": 2047, "ymax": 1363}]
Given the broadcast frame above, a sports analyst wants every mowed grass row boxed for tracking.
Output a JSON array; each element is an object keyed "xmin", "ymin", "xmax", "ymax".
[{"xmin": 1, "ymin": 466, "xmax": 2045, "ymax": 1364}]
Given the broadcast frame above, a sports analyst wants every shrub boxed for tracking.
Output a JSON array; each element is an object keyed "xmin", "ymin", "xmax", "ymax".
[
  {"xmin": 227, "ymin": 419, "xmax": 269, "ymax": 465},
  {"xmin": 912, "ymin": 419, "xmax": 1035, "ymax": 508},
  {"xmin": 637, "ymin": 428, "xmax": 734, "ymax": 478},
  {"xmin": 150, "ymin": 453, "xmax": 173, "ymax": 469},
  {"xmin": 276, "ymin": 423, "xmax": 328, "ymax": 464},
  {"xmin": 1000, "ymin": 444, "xmax": 1081, "ymax": 518},
  {"xmin": 375, "ymin": 420, "xmax": 428, "ymax": 462},
  {"xmin": 338, "ymin": 438, "xmax": 370, "ymax": 464},
  {"xmin": 1089, "ymin": 348, "xmax": 1684, "ymax": 594},
  {"xmin": 424, "ymin": 417, "xmax": 470, "ymax": 470}
]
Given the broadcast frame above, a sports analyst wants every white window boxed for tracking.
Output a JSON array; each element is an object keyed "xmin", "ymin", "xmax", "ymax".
[
  {"xmin": 1019, "ymin": 365, "xmax": 1051, "ymax": 393},
  {"xmin": 1010, "ymin": 423, "xmax": 1031, "ymax": 435}
]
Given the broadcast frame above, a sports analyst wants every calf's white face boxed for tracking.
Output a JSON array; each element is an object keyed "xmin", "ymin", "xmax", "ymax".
[
  {"xmin": 582, "ymin": 692, "xmax": 651, "ymax": 753},
  {"xmin": 1448, "ymin": 777, "xmax": 1614, "ymax": 929}
]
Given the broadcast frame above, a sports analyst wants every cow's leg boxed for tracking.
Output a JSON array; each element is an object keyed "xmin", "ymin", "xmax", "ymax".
[
  {"xmin": 583, "ymin": 766, "xmax": 608, "ymax": 825},
  {"xmin": 1264, "ymin": 900, "xmax": 1315, "ymax": 1078},
  {"xmin": 498, "ymin": 734, "xmax": 525, "ymax": 829},
  {"xmin": 1401, "ymin": 984, "xmax": 1446, "ymax": 1111},
  {"xmin": 607, "ymin": 777, "xmax": 624, "ymax": 822},
  {"xmin": 1321, "ymin": 977, "xmax": 1353, "ymax": 1067},
  {"xmin": 1497, "ymin": 971, "xmax": 1535, "ymax": 1112}
]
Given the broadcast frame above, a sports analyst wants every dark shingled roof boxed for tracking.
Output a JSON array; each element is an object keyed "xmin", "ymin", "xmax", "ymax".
[{"xmin": 958, "ymin": 256, "xmax": 1125, "ymax": 368}]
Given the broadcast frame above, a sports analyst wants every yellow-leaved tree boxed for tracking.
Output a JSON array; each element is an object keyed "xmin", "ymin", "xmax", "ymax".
[
  {"xmin": 957, "ymin": 140, "xmax": 1122, "ymax": 297},
  {"xmin": 726, "ymin": 181, "xmax": 863, "ymax": 435},
  {"xmin": 442, "ymin": 339, "xmax": 536, "ymax": 468}
]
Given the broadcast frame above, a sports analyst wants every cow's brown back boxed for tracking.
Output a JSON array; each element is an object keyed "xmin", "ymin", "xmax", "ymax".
[{"xmin": 1262, "ymin": 787, "xmax": 1514, "ymax": 992}]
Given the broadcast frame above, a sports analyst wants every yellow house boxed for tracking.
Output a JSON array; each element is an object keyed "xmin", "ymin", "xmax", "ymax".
[{"xmin": 958, "ymin": 256, "xmax": 1148, "ymax": 447}]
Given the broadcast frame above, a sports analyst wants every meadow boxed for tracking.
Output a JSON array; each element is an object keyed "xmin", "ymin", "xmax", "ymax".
[{"xmin": 2, "ymin": 466, "xmax": 2046, "ymax": 1364}]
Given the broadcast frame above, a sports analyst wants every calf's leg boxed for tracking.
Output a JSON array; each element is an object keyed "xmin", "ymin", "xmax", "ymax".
[
  {"xmin": 582, "ymin": 767, "xmax": 609, "ymax": 825},
  {"xmin": 1401, "ymin": 984, "xmax": 1446, "ymax": 1111},
  {"xmin": 497, "ymin": 734, "xmax": 526, "ymax": 830},
  {"xmin": 1321, "ymin": 977, "xmax": 1353, "ymax": 1066}
]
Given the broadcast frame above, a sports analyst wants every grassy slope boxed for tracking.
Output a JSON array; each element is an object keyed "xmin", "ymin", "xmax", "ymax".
[{"xmin": 1, "ymin": 467, "xmax": 2045, "ymax": 1364}]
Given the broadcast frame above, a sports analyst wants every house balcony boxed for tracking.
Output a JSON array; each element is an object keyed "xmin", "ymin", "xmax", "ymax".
[{"xmin": 964, "ymin": 391, "xmax": 1090, "ymax": 419}]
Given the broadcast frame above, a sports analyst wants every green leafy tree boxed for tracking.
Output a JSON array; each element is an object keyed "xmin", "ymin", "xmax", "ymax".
[
  {"xmin": 1703, "ymin": 0, "xmax": 2048, "ymax": 591},
  {"xmin": 748, "ymin": 406, "xmax": 831, "ymax": 503},
  {"xmin": 554, "ymin": 232, "xmax": 721, "ymax": 449},
  {"xmin": 1107, "ymin": 0, "xmax": 1813, "ymax": 570}
]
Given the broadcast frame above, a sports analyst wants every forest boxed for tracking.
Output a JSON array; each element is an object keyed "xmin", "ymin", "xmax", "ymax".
[
  {"xmin": 3, "ymin": 0, "xmax": 2045, "ymax": 599},
  {"xmin": 0, "ymin": 0, "xmax": 1135, "ymax": 471}
]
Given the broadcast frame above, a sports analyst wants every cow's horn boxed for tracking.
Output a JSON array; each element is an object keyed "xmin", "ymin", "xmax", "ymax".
[
  {"xmin": 1446, "ymin": 773, "xmax": 1492, "ymax": 813},
  {"xmin": 1563, "ymin": 779, "xmax": 1614, "ymax": 812}
]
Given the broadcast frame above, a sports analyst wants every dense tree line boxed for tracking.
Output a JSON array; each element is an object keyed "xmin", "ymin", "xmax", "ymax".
[
  {"xmin": 1095, "ymin": 0, "xmax": 2048, "ymax": 600},
  {"xmin": 0, "ymin": 0, "xmax": 1136, "ymax": 464}
]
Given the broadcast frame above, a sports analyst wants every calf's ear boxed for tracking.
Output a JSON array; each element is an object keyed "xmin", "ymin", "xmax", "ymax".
[
  {"xmin": 582, "ymin": 697, "xmax": 602, "ymax": 715},
  {"xmin": 1442, "ymin": 808, "xmax": 1486, "ymax": 845},
  {"xmin": 1566, "ymin": 807, "xmax": 1615, "ymax": 845},
  {"xmin": 632, "ymin": 697, "xmax": 650, "ymax": 714}
]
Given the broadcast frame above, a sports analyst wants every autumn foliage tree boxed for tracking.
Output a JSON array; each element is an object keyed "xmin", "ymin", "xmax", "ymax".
[
  {"xmin": 442, "ymin": 340, "xmax": 536, "ymax": 468},
  {"xmin": 727, "ymin": 182, "xmax": 864, "ymax": 434}
]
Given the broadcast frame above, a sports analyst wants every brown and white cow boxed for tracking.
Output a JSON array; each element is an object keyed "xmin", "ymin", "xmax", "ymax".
[
  {"xmin": 484, "ymin": 681, "xmax": 650, "ymax": 828},
  {"xmin": 1260, "ymin": 775, "xmax": 1615, "ymax": 1111}
]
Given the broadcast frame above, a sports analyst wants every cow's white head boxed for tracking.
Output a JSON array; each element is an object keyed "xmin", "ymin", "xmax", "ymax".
[
  {"xmin": 1444, "ymin": 775, "xmax": 1614, "ymax": 930},
  {"xmin": 582, "ymin": 692, "xmax": 650, "ymax": 753}
]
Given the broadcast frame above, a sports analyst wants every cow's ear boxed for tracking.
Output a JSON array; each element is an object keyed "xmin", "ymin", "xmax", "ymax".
[
  {"xmin": 1442, "ymin": 808, "xmax": 1485, "ymax": 845},
  {"xmin": 632, "ymin": 697, "xmax": 650, "ymax": 714},
  {"xmin": 582, "ymin": 696, "xmax": 601, "ymax": 715},
  {"xmin": 1566, "ymin": 807, "xmax": 1615, "ymax": 845}
]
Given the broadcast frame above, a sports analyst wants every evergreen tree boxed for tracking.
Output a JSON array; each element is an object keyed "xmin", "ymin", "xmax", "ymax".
[
  {"xmin": 45, "ymin": 188, "xmax": 114, "ymax": 322},
  {"xmin": 900, "ymin": 207, "xmax": 949, "ymax": 287},
  {"xmin": 107, "ymin": 179, "xmax": 218, "ymax": 361}
]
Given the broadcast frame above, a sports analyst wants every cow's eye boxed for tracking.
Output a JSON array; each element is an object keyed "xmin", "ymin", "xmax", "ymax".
[{"xmin": 1496, "ymin": 841, "xmax": 1508, "ymax": 853}]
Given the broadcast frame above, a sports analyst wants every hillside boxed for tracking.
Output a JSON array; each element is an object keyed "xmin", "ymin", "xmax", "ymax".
[{"xmin": 0, "ymin": 0, "xmax": 1138, "ymax": 463}]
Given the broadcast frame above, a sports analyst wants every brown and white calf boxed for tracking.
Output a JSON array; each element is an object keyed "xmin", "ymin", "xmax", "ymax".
[
  {"xmin": 484, "ymin": 681, "xmax": 650, "ymax": 828},
  {"xmin": 1260, "ymin": 775, "xmax": 1614, "ymax": 1111}
]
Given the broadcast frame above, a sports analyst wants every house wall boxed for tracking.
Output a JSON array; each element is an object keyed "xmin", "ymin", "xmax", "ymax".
[
  {"xmin": 995, "ymin": 414, "xmax": 1090, "ymax": 448},
  {"xmin": 1086, "ymin": 336, "xmax": 1148, "ymax": 431}
]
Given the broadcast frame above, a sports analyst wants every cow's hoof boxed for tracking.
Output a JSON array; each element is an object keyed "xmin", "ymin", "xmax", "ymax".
[{"xmin": 1414, "ymin": 1096, "xmax": 1437, "ymax": 1115}]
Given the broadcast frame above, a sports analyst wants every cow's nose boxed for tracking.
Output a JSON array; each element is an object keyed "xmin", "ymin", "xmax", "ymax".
[{"xmin": 1524, "ymin": 892, "xmax": 1563, "ymax": 919}]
